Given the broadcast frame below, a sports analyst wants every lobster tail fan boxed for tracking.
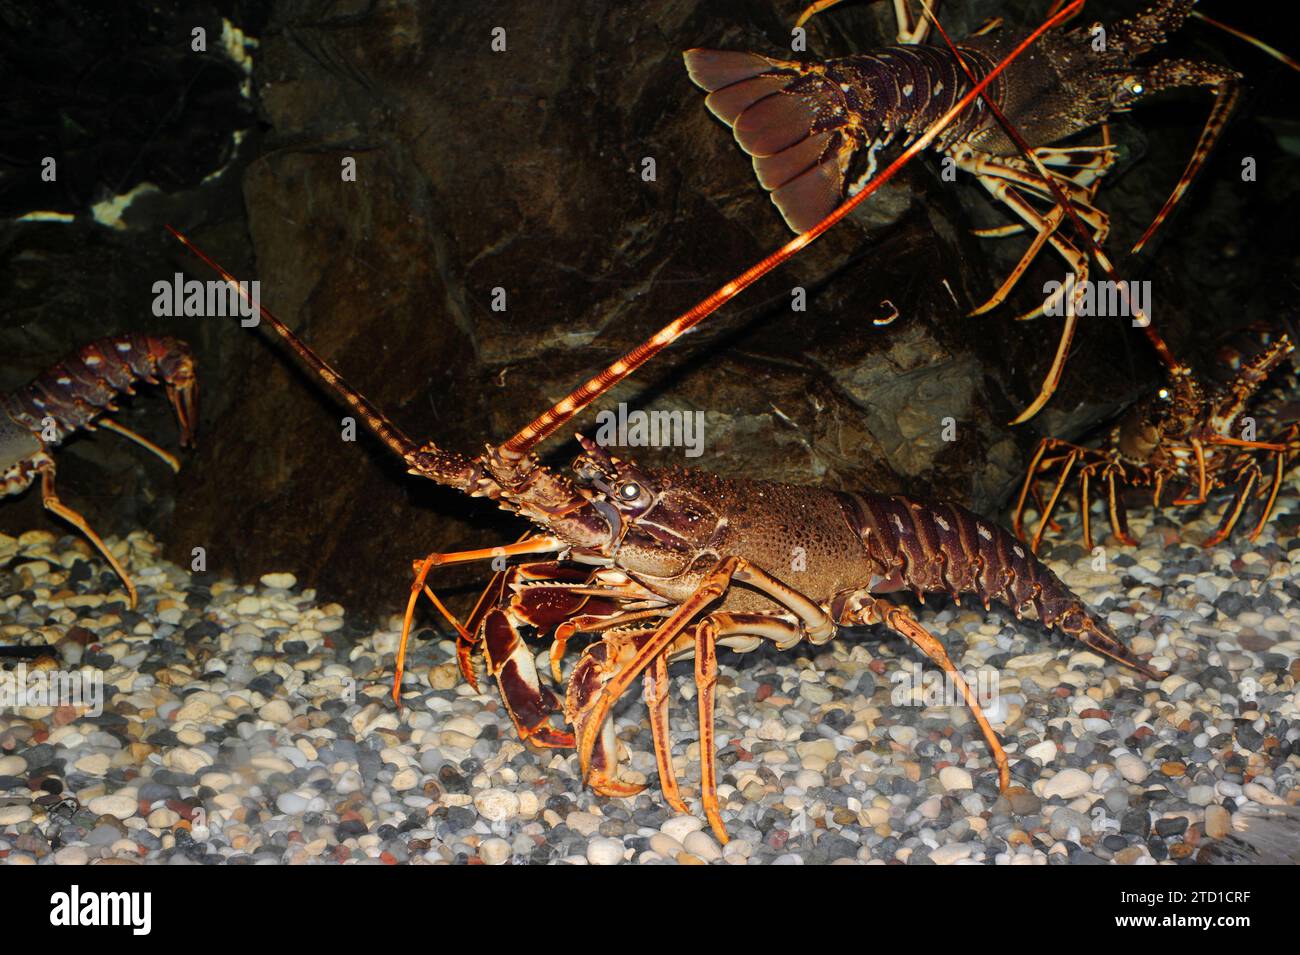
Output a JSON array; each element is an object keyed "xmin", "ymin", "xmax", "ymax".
[{"xmin": 684, "ymin": 49, "xmax": 854, "ymax": 234}]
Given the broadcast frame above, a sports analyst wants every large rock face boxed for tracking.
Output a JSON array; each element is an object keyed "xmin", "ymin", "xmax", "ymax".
[{"xmin": 3, "ymin": 0, "xmax": 1296, "ymax": 617}]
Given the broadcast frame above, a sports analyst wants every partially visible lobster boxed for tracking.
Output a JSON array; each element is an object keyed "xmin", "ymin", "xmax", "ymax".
[
  {"xmin": 686, "ymin": 0, "xmax": 1250, "ymax": 420},
  {"xmin": 1012, "ymin": 330, "xmax": 1298, "ymax": 552},
  {"xmin": 1, "ymin": 335, "xmax": 198, "ymax": 608}
]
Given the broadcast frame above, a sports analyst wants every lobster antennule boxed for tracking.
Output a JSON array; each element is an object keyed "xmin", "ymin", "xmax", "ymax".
[{"xmin": 498, "ymin": 0, "xmax": 1086, "ymax": 459}]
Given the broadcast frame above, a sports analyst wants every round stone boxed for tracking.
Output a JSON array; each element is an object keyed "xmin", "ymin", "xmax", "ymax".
[
  {"xmin": 88, "ymin": 793, "xmax": 139, "ymax": 819},
  {"xmin": 474, "ymin": 788, "xmax": 520, "ymax": 822},
  {"xmin": 939, "ymin": 766, "xmax": 972, "ymax": 792},
  {"xmin": 1041, "ymin": 768, "xmax": 1091, "ymax": 799},
  {"xmin": 587, "ymin": 837, "xmax": 625, "ymax": 865}
]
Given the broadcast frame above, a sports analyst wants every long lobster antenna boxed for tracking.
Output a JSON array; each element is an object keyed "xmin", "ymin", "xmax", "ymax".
[
  {"xmin": 498, "ymin": 0, "xmax": 1086, "ymax": 458},
  {"xmin": 1192, "ymin": 11, "xmax": 1300, "ymax": 73},
  {"xmin": 166, "ymin": 225, "xmax": 421, "ymax": 462}
]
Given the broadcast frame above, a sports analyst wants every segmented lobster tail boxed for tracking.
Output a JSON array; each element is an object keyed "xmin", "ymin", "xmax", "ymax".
[
  {"xmin": 683, "ymin": 46, "xmax": 994, "ymax": 232},
  {"xmin": 844, "ymin": 493, "xmax": 1166, "ymax": 680},
  {"xmin": 3, "ymin": 334, "xmax": 197, "ymax": 447}
]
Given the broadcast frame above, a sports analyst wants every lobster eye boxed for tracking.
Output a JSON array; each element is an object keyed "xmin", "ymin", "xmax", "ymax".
[
  {"xmin": 618, "ymin": 482, "xmax": 641, "ymax": 501},
  {"xmin": 1114, "ymin": 78, "xmax": 1144, "ymax": 107}
]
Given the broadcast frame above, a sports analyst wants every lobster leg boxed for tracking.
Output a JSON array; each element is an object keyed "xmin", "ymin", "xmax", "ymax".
[
  {"xmin": 1013, "ymin": 438, "xmax": 1055, "ymax": 540},
  {"xmin": 479, "ymin": 606, "xmax": 576, "ymax": 749},
  {"xmin": 961, "ymin": 154, "xmax": 1110, "ymax": 317},
  {"xmin": 1106, "ymin": 468, "xmax": 1139, "ymax": 547},
  {"xmin": 394, "ymin": 537, "xmax": 563, "ymax": 705},
  {"xmin": 38, "ymin": 465, "xmax": 137, "ymax": 609},
  {"xmin": 969, "ymin": 201, "xmax": 1066, "ymax": 317},
  {"xmin": 1247, "ymin": 448, "xmax": 1288, "ymax": 541},
  {"xmin": 694, "ymin": 617, "xmax": 723, "ymax": 840},
  {"xmin": 98, "ymin": 419, "xmax": 182, "ymax": 472},
  {"xmin": 569, "ymin": 557, "xmax": 834, "ymax": 817},
  {"xmin": 644, "ymin": 653, "xmax": 690, "ymax": 815},
  {"xmin": 794, "ymin": 0, "xmax": 938, "ymax": 44},
  {"xmin": 1171, "ymin": 438, "xmax": 1209, "ymax": 505},
  {"xmin": 553, "ymin": 608, "xmax": 669, "ymax": 682},
  {"xmin": 1203, "ymin": 465, "xmax": 1259, "ymax": 547},
  {"xmin": 1127, "ymin": 58, "xmax": 1243, "ymax": 254},
  {"xmin": 838, "ymin": 593, "xmax": 1010, "ymax": 791},
  {"xmin": 1078, "ymin": 465, "xmax": 1094, "ymax": 551},
  {"xmin": 1030, "ymin": 447, "xmax": 1079, "ymax": 554}
]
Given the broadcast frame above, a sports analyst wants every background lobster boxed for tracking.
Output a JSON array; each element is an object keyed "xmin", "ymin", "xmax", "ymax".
[
  {"xmin": 169, "ymin": 25, "xmax": 1167, "ymax": 833},
  {"xmin": 686, "ymin": 0, "xmax": 1253, "ymax": 421},
  {"xmin": 1, "ymin": 335, "xmax": 197, "ymax": 608},
  {"xmin": 1014, "ymin": 325, "xmax": 1299, "ymax": 551}
]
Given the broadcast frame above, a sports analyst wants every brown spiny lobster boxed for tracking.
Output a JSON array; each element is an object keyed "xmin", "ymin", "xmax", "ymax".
[
  {"xmin": 1013, "ymin": 328, "xmax": 1299, "ymax": 552},
  {"xmin": 1, "ymin": 335, "xmax": 198, "ymax": 608},
  {"xmin": 173, "ymin": 223, "xmax": 1164, "ymax": 843},
  {"xmin": 161, "ymin": 2, "xmax": 1169, "ymax": 844},
  {"xmin": 686, "ymin": 0, "xmax": 1249, "ymax": 421}
]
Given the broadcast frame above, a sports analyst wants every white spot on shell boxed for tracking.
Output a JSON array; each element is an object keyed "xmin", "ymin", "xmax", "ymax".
[
  {"xmin": 977, "ymin": 524, "xmax": 992, "ymax": 541},
  {"xmin": 902, "ymin": 83, "xmax": 914, "ymax": 96},
  {"xmin": 84, "ymin": 355, "xmax": 102, "ymax": 366},
  {"xmin": 934, "ymin": 515, "xmax": 950, "ymax": 532},
  {"xmin": 934, "ymin": 82, "xmax": 944, "ymax": 95},
  {"xmin": 1013, "ymin": 545, "xmax": 1025, "ymax": 559},
  {"xmin": 116, "ymin": 342, "xmax": 131, "ymax": 352}
]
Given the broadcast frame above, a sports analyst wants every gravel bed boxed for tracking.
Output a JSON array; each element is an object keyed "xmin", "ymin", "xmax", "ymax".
[{"xmin": 1, "ymin": 485, "xmax": 1298, "ymax": 865}]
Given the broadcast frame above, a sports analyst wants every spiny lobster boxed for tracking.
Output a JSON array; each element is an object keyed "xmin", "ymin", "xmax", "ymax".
[
  {"xmin": 1, "ymin": 335, "xmax": 198, "ymax": 608},
  {"xmin": 686, "ymin": 0, "xmax": 1247, "ymax": 421},
  {"xmin": 173, "ymin": 222, "xmax": 1165, "ymax": 843},
  {"xmin": 1013, "ymin": 329, "xmax": 1299, "ymax": 552},
  {"xmin": 163, "ymin": 2, "xmax": 1167, "ymax": 844}
]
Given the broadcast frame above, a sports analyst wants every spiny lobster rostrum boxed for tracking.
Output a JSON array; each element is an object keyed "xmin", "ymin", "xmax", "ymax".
[
  {"xmin": 1013, "ymin": 329, "xmax": 1299, "ymax": 552},
  {"xmin": 170, "ymin": 195, "xmax": 1164, "ymax": 842},
  {"xmin": 1, "ymin": 335, "xmax": 198, "ymax": 608},
  {"xmin": 686, "ymin": 0, "xmax": 1246, "ymax": 421}
]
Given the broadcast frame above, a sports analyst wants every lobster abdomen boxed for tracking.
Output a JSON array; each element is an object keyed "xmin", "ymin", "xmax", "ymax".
[
  {"xmin": 2, "ymin": 334, "xmax": 196, "ymax": 448},
  {"xmin": 840, "ymin": 491, "xmax": 1165, "ymax": 680}
]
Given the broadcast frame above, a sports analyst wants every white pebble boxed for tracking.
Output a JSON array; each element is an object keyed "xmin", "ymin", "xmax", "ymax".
[
  {"xmin": 474, "ymin": 788, "xmax": 520, "ymax": 822},
  {"xmin": 1025, "ymin": 741, "xmax": 1057, "ymax": 765},
  {"xmin": 480, "ymin": 837, "xmax": 512, "ymax": 865},
  {"xmin": 259, "ymin": 699, "xmax": 293, "ymax": 724},
  {"xmin": 1041, "ymin": 768, "xmax": 1092, "ymax": 799},
  {"xmin": 565, "ymin": 811, "xmax": 603, "ymax": 837},
  {"xmin": 929, "ymin": 843, "xmax": 973, "ymax": 864},
  {"xmin": 0, "ymin": 755, "xmax": 26, "ymax": 775},
  {"xmin": 660, "ymin": 815, "xmax": 705, "ymax": 842},
  {"xmin": 74, "ymin": 753, "xmax": 112, "ymax": 776},
  {"xmin": 1115, "ymin": 754, "xmax": 1149, "ymax": 784},
  {"xmin": 260, "ymin": 572, "xmax": 297, "ymax": 590},
  {"xmin": 0, "ymin": 804, "xmax": 33, "ymax": 825},
  {"xmin": 939, "ymin": 766, "xmax": 972, "ymax": 791},
  {"xmin": 88, "ymin": 793, "xmax": 139, "ymax": 819},
  {"xmin": 682, "ymin": 830, "xmax": 722, "ymax": 861},
  {"xmin": 586, "ymin": 837, "xmax": 625, "ymax": 865}
]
